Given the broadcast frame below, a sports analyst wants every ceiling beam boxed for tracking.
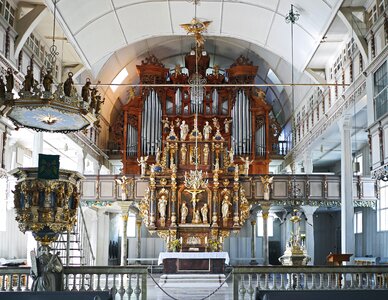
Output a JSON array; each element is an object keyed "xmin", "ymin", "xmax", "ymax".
[
  {"xmin": 14, "ymin": 4, "xmax": 48, "ymax": 59},
  {"xmin": 337, "ymin": 7, "xmax": 368, "ymax": 64}
]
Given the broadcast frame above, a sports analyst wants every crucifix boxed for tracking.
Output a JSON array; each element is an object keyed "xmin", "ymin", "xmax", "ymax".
[{"xmin": 185, "ymin": 188, "xmax": 204, "ymax": 219}]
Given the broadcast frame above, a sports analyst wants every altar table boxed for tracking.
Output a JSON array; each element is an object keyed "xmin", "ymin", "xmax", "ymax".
[{"xmin": 158, "ymin": 252, "xmax": 229, "ymax": 274}]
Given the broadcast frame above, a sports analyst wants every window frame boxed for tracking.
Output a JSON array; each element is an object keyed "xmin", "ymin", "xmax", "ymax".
[
  {"xmin": 373, "ymin": 61, "xmax": 387, "ymax": 120},
  {"xmin": 354, "ymin": 211, "xmax": 363, "ymax": 234}
]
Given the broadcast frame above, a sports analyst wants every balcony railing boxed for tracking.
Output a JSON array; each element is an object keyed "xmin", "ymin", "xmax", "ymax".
[
  {"xmin": 0, "ymin": 266, "xmax": 148, "ymax": 300},
  {"xmin": 233, "ymin": 266, "xmax": 388, "ymax": 299}
]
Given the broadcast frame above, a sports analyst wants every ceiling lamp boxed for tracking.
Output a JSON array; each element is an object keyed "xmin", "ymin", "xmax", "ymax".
[
  {"xmin": 0, "ymin": 0, "xmax": 100, "ymax": 133},
  {"xmin": 181, "ymin": 0, "xmax": 210, "ymax": 192}
]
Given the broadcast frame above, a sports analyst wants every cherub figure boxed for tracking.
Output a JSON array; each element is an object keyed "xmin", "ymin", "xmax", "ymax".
[
  {"xmin": 137, "ymin": 156, "xmax": 149, "ymax": 177},
  {"xmin": 240, "ymin": 156, "xmax": 254, "ymax": 176},
  {"xmin": 260, "ymin": 175, "xmax": 273, "ymax": 201}
]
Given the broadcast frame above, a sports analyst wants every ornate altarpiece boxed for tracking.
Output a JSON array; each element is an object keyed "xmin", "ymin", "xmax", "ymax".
[{"xmin": 117, "ymin": 50, "xmax": 282, "ymax": 250}]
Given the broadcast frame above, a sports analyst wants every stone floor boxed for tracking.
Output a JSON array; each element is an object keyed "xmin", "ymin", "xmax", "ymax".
[{"xmin": 124, "ymin": 273, "xmax": 234, "ymax": 300}]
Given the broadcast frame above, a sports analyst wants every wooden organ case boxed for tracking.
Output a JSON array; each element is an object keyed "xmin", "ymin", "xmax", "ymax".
[{"xmin": 120, "ymin": 51, "xmax": 282, "ymax": 251}]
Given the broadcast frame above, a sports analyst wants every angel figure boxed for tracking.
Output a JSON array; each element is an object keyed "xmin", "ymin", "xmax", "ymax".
[
  {"xmin": 137, "ymin": 156, "xmax": 149, "ymax": 177},
  {"xmin": 180, "ymin": 18, "xmax": 212, "ymax": 47},
  {"xmin": 240, "ymin": 156, "xmax": 254, "ymax": 176},
  {"xmin": 260, "ymin": 175, "xmax": 273, "ymax": 201},
  {"xmin": 212, "ymin": 117, "xmax": 220, "ymax": 130},
  {"xmin": 162, "ymin": 117, "xmax": 170, "ymax": 132},
  {"xmin": 115, "ymin": 176, "xmax": 129, "ymax": 200},
  {"xmin": 174, "ymin": 64, "xmax": 182, "ymax": 77}
]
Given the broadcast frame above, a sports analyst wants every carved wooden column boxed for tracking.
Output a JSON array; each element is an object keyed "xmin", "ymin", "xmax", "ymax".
[
  {"xmin": 170, "ymin": 168, "xmax": 177, "ymax": 227},
  {"xmin": 212, "ymin": 171, "xmax": 220, "ymax": 227},
  {"xmin": 149, "ymin": 171, "xmax": 156, "ymax": 229},
  {"xmin": 232, "ymin": 166, "xmax": 240, "ymax": 227}
]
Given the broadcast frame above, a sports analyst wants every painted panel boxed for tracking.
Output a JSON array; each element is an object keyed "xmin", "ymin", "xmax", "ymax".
[
  {"xmin": 82, "ymin": 181, "xmax": 96, "ymax": 198},
  {"xmin": 100, "ymin": 181, "xmax": 115, "ymax": 198},
  {"xmin": 241, "ymin": 181, "xmax": 252, "ymax": 198},
  {"xmin": 255, "ymin": 181, "xmax": 264, "ymax": 198},
  {"xmin": 309, "ymin": 181, "xmax": 323, "ymax": 197},
  {"xmin": 136, "ymin": 181, "xmax": 149, "ymax": 199},
  {"xmin": 327, "ymin": 181, "xmax": 340, "ymax": 198},
  {"xmin": 273, "ymin": 181, "xmax": 287, "ymax": 197}
]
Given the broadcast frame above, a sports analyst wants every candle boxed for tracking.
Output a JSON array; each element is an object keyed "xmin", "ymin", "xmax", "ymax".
[
  {"xmin": 205, "ymin": 236, "xmax": 208, "ymax": 244},
  {"xmin": 220, "ymin": 236, "xmax": 223, "ymax": 243},
  {"xmin": 180, "ymin": 237, "xmax": 183, "ymax": 244}
]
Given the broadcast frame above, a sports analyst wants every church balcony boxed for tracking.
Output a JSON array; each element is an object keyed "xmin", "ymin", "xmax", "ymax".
[{"xmin": 80, "ymin": 174, "xmax": 377, "ymax": 209}]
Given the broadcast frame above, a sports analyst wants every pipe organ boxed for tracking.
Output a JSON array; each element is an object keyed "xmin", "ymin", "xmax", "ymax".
[
  {"xmin": 121, "ymin": 52, "xmax": 282, "ymax": 174},
  {"xmin": 118, "ymin": 50, "xmax": 283, "ymax": 248}
]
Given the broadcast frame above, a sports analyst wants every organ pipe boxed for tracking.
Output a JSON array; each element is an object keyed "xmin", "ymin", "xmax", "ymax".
[{"xmin": 142, "ymin": 90, "xmax": 162, "ymax": 156}]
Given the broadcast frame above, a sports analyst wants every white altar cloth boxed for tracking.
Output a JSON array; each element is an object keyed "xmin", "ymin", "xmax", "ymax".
[{"xmin": 158, "ymin": 252, "xmax": 230, "ymax": 265}]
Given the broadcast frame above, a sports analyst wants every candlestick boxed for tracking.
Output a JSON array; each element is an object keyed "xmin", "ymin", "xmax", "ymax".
[{"xmin": 205, "ymin": 236, "xmax": 208, "ymax": 244}]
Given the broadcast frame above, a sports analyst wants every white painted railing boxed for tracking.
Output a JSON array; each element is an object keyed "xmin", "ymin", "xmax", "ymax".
[
  {"xmin": 233, "ymin": 266, "xmax": 388, "ymax": 299},
  {"xmin": 0, "ymin": 266, "xmax": 148, "ymax": 300}
]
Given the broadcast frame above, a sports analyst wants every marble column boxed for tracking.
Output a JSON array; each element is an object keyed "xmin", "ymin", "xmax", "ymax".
[
  {"xmin": 262, "ymin": 205, "xmax": 270, "ymax": 265},
  {"xmin": 301, "ymin": 205, "xmax": 319, "ymax": 265},
  {"xmin": 338, "ymin": 115, "xmax": 355, "ymax": 262},
  {"xmin": 136, "ymin": 218, "xmax": 142, "ymax": 264},
  {"xmin": 250, "ymin": 220, "xmax": 258, "ymax": 265},
  {"xmin": 121, "ymin": 213, "xmax": 128, "ymax": 266},
  {"xmin": 32, "ymin": 132, "xmax": 43, "ymax": 167}
]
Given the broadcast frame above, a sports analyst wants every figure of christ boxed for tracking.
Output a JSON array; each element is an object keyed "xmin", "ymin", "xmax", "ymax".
[{"xmin": 185, "ymin": 189, "xmax": 204, "ymax": 219}]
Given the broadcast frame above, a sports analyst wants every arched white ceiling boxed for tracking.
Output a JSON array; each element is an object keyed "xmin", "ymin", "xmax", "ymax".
[{"xmin": 53, "ymin": 0, "xmax": 342, "ymax": 72}]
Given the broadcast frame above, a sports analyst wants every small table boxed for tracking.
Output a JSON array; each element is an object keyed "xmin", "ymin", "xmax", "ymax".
[{"xmin": 158, "ymin": 252, "xmax": 229, "ymax": 274}]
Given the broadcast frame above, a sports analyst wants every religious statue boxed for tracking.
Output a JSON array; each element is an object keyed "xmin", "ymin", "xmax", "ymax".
[
  {"xmin": 137, "ymin": 156, "xmax": 149, "ymax": 177},
  {"xmin": 43, "ymin": 69, "xmax": 53, "ymax": 92},
  {"xmin": 201, "ymin": 203, "xmax": 209, "ymax": 224},
  {"xmin": 0, "ymin": 76, "xmax": 5, "ymax": 99},
  {"xmin": 203, "ymin": 143, "xmax": 209, "ymax": 165},
  {"xmin": 193, "ymin": 210, "xmax": 201, "ymax": 224},
  {"xmin": 23, "ymin": 66, "xmax": 34, "ymax": 92},
  {"xmin": 128, "ymin": 87, "xmax": 135, "ymax": 100},
  {"xmin": 240, "ymin": 156, "xmax": 254, "ymax": 176},
  {"xmin": 260, "ymin": 175, "xmax": 273, "ymax": 201},
  {"xmin": 115, "ymin": 175, "xmax": 129, "ymax": 200},
  {"xmin": 180, "ymin": 143, "xmax": 187, "ymax": 164},
  {"xmin": 82, "ymin": 78, "xmax": 91, "ymax": 103},
  {"xmin": 90, "ymin": 88, "xmax": 98, "ymax": 111},
  {"xmin": 167, "ymin": 124, "xmax": 177, "ymax": 140},
  {"xmin": 64, "ymin": 72, "xmax": 74, "ymax": 97},
  {"xmin": 181, "ymin": 202, "xmax": 188, "ymax": 224},
  {"xmin": 155, "ymin": 147, "xmax": 161, "ymax": 164},
  {"xmin": 224, "ymin": 118, "xmax": 232, "ymax": 134},
  {"xmin": 228, "ymin": 147, "xmax": 234, "ymax": 165},
  {"xmin": 158, "ymin": 194, "xmax": 168, "ymax": 219},
  {"xmin": 31, "ymin": 246, "xmax": 63, "ymax": 292},
  {"xmin": 213, "ymin": 128, "xmax": 224, "ymax": 141},
  {"xmin": 174, "ymin": 64, "xmax": 182, "ymax": 77},
  {"xmin": 5, "ymin": 68, "xmax": 14, "ymax": 93},
  {"xmin": 221, "ymin": 194, "xmax": 231, "ymax": 220},
  {"xmin": 162, "ymin": 117, "xmax": 170, "ymax": 132},
  {"xmin": 203, "ymin": 121, "xmax": 212, "ymax": 140},
  {"xmin": 213, "ymin": 64, "xmax": 220, "ymax": 77},
  {"xmin": 180, "ymin": 120, "xmax": 189, "ymax": 141},
  {"xmin": 214, "ymin": 158, "xmax": 220, "ymax": 172},
  {"xmin": 95, "ymin": 94, "xmax": 104, "ymax": 115},
  {"xmin": 212, "ymin": 117, "xmax": 220, "ymax": 130}
]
